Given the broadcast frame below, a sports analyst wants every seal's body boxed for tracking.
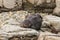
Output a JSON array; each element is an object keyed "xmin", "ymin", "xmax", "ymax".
[{"xmin": 21, "ymin": 13, "xmax": 43, "ymax": 30}]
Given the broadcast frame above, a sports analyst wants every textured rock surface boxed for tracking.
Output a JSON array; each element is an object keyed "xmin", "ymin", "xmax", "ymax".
[
  {"xmin": 0, "ymin": 11, "xmax": 29, "ymax": 27},
  {"xmin": 53, "ymin": 7, "xmax": 60, "ymax": 16},
  {"xmin": 53, "ymin": 0, "xmax": 60, "ymax": 16},
  {"xmin": 0, "ymin": 0, "xmax": 3, "ymax": 7},
  {"xmin": 0, "ymin": 0, "xmax": 22, "ymax": 12},
  {"xmin": 43, "ymin": 15, "xmax": 60, "ymax": 32},
  {"xmin": 27, "ymin": 0, "xmax": 45, "ymax": 5},
  {"xmin": 3, "ymin": 0, "xmax": 16, "ymax": 9},
  {"xmin": 56, "ymin": 0, "xmax": 60, "ymax": 7},
  {"xmin": 38, "ymin": 32, "xmax": 60, "ymax": 40},
  {"xmin": 0, "ymin": 25, "xmax": 38, "ymax": 40},
  {"xmin": 0, "ymin": 0, "xmax": 60, "ymax": 40}
]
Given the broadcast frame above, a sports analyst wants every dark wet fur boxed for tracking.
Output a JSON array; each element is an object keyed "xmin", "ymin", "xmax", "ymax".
[{"xmin": 21, "ymin": 13, "xmax": 43, "ymax": 31}]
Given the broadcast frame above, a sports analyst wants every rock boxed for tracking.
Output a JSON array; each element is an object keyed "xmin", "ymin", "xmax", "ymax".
[
  {"xmin": 16, "ymin": 0, "xmax": 22, "ymax": 7},
  {"xmin": 27, "ymin": 0, "xmax": 45, "ymax": 5},
  {"xmin": 0, "ymin": 11, "xmax": 28, "ymax": 27},
  {"xmin": 0, "ymin": 0, "xmax": 3, "ymax": 7},
  {"xmin": 36, "ymin": 0, "xmax": 45, "ymax": 5},
  {"xmin": 26, "ymin": 0, "xmax": 36, "ymax": 5},
  {"xmin": 0, "ymin": 24, "xmax": 21, "ymax": 32},
  {"xmin": 0, "ymin": 24, "xmax": 38, "ymax": 40},
  {"xmin": 43, "ymin": 9, "xmax": 53, "ymax": 13},
  {"xmin": 3, "ymin": 0, "xmax": 16, "ymax": 9},
  {"xmin": 56, "ymin": 0, "xmax": 60, "ymax": 7},
  {"xmin": 38, "ymin": 32, "xmax": 60, "ymax": 40},
  {"xmin": 4, "ymin": 18, "xmax": 20, "ymax": 26},
  {"xmin": 53, "ymin": 7, "xmax": 60, "ymax": 16},
  {"xmin": 41, "ymin": 28, "xmax": 52, "ymax": 32},
  {"xmin": 54, "ymin": 0, "xmax": 60, "ymax": 16},
  {"xmin": 0, "ymin": 24, "xmax": 39, "ymax": 35},
  {"xmin": 43, "ymin": 15, "xmax": 60, "ymax": 32}
]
